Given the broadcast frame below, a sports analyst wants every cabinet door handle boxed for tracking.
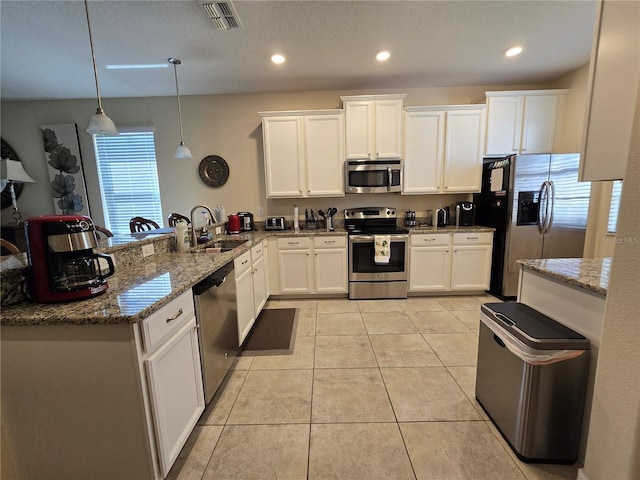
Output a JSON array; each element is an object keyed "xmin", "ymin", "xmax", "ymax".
[
  {"xmin": 454, "ymin": 249, "xmax": 458, "ymax": 253},
  {"xmin": 166, "ymin": 308, "xmax": 183, "ymax": 324}
]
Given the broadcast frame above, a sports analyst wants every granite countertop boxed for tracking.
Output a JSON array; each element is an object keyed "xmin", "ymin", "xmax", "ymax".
[
  {"xmin": 2, "ymin": 225, "xmax": 491, "ymax": 327},
  {"xmin": 0, "ymin": 229, "xmax": 346, "ymax": 326},
  {"xmin": 409, "ymin": 225, "xmax": 495, "ymax": 233},
  {"xmin": 517, "ymin": 257, "xmax": 611, "ymax": 296}
]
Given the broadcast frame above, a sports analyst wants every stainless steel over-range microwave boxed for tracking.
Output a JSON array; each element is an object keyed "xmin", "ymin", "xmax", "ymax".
[{"xmin": 345, "ymin": 159, "xmax": 402, "ymax": 193}]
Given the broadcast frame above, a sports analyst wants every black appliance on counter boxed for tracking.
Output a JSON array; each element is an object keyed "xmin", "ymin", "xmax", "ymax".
[
  {"xmin": 237, "ymin": 212, "xmax": 254, "ymax": 231},
  {"xmin": 456, "ymin": 202, "xmax": 476, "ymax": 226},
  {"xmin": 345, "ymin": 207, "xmax": 409, "ymax": 300}
]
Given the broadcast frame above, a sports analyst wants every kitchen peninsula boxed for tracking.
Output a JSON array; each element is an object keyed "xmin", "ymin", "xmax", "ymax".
[{"xmin": 517, "ymin": 256, "xmax": 609, "ymax": 463}]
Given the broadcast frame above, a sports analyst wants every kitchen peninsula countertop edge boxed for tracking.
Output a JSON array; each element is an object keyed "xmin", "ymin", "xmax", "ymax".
[
  {"xmin": 1, "ymin": 230, "xmax": 342, "ymax": 326},
  {"xmin": 517, "ymin": 257, "xmax": 611, "ymax": 296}
]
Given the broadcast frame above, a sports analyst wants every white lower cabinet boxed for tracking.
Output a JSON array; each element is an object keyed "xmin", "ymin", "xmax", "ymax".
[
  {"xmin": 409, "ymin": 232, "xmax": 493, "ymax": 293},
  {"xmin": 277, "ymin": 235, "xmax": 347, "ymax": 295},
  {"xmin": 313, "ymin": 236, "xmax": 348, "ymax": 293},
  {"xmin": 408, "ymin": 233, "xmax": 451, "ymax": 292},
  {"xmin": 278, "ymin": 237, "xmax": 313, "ymax": 294},
  {"xmin": 235, "ymin": 241, "xmax": 270, "ymax": 346},
  {"xmin": 235, "ymin": 250, "xmax": 255, "ymax": 345},
  {"xmin": 144, "ymin": 317, "xmax": 204, "ymax": 477},
  {"xmin": 251, "ymin": 242, "xmax": 268, "ymax": 317},
  {"xmin": 1, "ymin": 289, "xmax": 205, "ymax": 480},
  {"xmin": 450, "ymin": 232, "xmax": 493, "ymax": 290}
]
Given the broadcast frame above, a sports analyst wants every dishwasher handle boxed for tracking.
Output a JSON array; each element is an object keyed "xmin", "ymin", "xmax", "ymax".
[{"xmin": 193, "ymin": 261, "xmax": 234, "ymax": 295}]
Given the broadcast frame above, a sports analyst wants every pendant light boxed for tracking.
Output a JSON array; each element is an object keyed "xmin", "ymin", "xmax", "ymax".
[
  {"xmin": 84, "ymin": 0, "xmax": 118, "ymax": 135},
  {"xmin": 168, "ymin": 58, "xmax": 193, "ymax": 159}
]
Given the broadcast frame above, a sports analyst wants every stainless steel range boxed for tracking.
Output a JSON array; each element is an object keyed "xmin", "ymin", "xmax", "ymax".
[{"xmin": 345, "ymin": 207, "xmax": 409, "ymax": 299}]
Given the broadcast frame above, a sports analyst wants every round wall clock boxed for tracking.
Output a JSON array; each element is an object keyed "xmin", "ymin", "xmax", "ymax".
[
  {"xmin": 198, "ymin": 155, "xmax": 230, "ymax": 187},
  {"xmin": 1, "ymin": 139, "xmax": 24, "ymax": 210}
]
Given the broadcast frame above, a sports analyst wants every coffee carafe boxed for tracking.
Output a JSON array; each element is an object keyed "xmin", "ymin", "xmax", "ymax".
[{"xmin": 25, "ymin": 215, "xmax": 115, "ymax": 303}]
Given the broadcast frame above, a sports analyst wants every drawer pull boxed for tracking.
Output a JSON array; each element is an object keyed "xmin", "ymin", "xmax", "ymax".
[
  {"xmin": 467, "ymin": 236, "xmax": 479, "ymax": 240},
  {"xmin": 166, "ymin": 308, "xmax": 183, "ymax": 324},
  {"xmin": 324, "ymin": 240, "xmax": 335, "ymax": 244},
  {"xmin": 242, "ymin": 259, "xmax": 249, "ymax": 265},
  {"xmin": 424, "ymin": 238, "xmax": 436, "ymax": 242},
  {"xmin": 256, "ymin": 249, "xmax": 262, "ymax": 255},
  {"xmin": 288, "ymin": 241, "xmax": 299, "ymax": 245}
]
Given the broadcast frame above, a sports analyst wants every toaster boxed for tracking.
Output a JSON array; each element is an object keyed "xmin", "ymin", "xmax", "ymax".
[{"xmin": 265, "ymin": 216, "xmax": 286, "ymax": 230}]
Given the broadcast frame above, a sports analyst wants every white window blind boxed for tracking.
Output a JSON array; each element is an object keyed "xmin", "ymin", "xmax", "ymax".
[
  {"xmin": 93, "ymin": 130, "xmax": 163, "ymax": 235},
  {"xmin": 607, "ymin": 180, "xmax": 623, "ymax": 233}
]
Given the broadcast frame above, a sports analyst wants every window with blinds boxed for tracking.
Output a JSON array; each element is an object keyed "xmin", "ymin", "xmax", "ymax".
[
  {"xmin": 607, "ymin": 180, "xmax": 623, "ymax": 234},
  {"xmin": 93, "ymin": 129, "xmax": 163, "ymax": 235}
]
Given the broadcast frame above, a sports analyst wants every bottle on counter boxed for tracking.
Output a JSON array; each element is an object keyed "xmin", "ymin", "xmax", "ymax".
[{"xmin": 175, "ymin": 220, "xmax": 190, "ymax": 252}]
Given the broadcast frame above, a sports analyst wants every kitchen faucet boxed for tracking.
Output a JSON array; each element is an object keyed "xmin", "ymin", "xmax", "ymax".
[{"xmin": 190, "ymin": 204, "xmax": 215, "ymax": 246}]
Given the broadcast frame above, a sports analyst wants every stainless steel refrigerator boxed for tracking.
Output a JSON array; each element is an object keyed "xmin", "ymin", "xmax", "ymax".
[{"xmin": 474, "ymin": 154, "xmax": 592, "ymax": 298}]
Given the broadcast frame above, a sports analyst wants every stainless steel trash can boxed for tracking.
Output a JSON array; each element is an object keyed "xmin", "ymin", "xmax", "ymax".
[{"xmin": 475, "ymin": 302, "xmax": 590, "ymax": 463}]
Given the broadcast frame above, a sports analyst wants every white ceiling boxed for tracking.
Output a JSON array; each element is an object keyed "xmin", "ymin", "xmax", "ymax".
[{"xmin": 0, "ymin": 0, "xmax": 598, "ymax": 101}]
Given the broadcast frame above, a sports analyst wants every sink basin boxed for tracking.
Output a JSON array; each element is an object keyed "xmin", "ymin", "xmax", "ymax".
[{"xmin": 202, "ymin": 239, "xmax": 248, "ymax": 253}]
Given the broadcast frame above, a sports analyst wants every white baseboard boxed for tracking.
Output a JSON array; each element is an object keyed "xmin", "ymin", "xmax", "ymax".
[{"xmin": 577, "ymin": 468, "xmax": 590, "ymax": 480}]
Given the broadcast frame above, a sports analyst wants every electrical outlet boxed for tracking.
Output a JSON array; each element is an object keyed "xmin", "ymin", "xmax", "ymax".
[
  {"xmin": 215, "ymin": 226, "xmax": 222, "ymax": 235},
  {"xmin": 142, "ymin": 244, "xmax": 154, "ymax": 257},
  {"xmin": 257, "ymin": 206, "xmax": 264, "ymax": 216}
]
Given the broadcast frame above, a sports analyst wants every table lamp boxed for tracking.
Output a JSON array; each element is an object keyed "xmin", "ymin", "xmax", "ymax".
[{"xmin": 1, "ymin": 158, "xmax": 36, "ymax": 226}]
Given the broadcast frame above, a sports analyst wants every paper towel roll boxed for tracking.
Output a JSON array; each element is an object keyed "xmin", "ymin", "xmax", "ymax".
[{"xmin": 293, "ymin": 205, "xmax": 299, "ymax": 230}]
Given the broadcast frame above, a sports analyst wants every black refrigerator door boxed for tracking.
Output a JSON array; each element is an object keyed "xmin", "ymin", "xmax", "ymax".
[{"xmin": 474, "ymin": 162, "xmax": 512, "ymax": 296}]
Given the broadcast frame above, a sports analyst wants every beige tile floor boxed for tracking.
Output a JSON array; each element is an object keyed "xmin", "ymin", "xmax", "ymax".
[{"xmin": 167, "ymin": 294, "xmax": 580, "ymax": 480}]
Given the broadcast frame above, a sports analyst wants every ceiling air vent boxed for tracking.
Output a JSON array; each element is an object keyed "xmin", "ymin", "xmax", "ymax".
[{"xmin": 201, "ymin": 2, "xmax": 241, "ymax": 30}]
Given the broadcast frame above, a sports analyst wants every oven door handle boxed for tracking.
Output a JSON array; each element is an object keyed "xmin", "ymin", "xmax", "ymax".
[{"xmin": 349, "ymin": 234, "xmax": 408, "ymax": 243}]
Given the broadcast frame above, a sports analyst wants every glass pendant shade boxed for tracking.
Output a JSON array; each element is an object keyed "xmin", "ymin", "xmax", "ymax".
[
  {"xmin": 84, "ymin": 0, "xmax": 118, "ymax": 136},
  {"xmin": 175, "ymin": 142, "xmax": 193, "ymax": 159},
  {"xmin": 87, "ymin": 108, "xmax": 118, "ymax": 135}
]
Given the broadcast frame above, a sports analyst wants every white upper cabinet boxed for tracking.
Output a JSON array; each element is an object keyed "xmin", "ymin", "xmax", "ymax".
[
  {"xmin": 260, "ymin": 110, "xmax": 344, "ymax": 198},
  {"xmin": 403, "ymin": 105, "xmax": 485, "ymax": 194},
  {"xmin": 403, "ymin": 110, "xmax": 445, "ymax": 194},
  {"xmin": 342, "ymin": 94, "xmax": 406, "ymax": 160},
  {"xmin": 485, "ymin": 90, "xmax": 567, "ymax": 156},
  {"xmin": 443, "ymin": 108, "xmax": 485, "ymax": 192},
  {"xmin": 580, "ymin": 0, "xmax": 639, "ymax": 181},
  {"xmin": 261, "ymin": 115, "xmax": 304, "ymax": 197},
  {"xmin": 304, "ymin": 114, "xmax": 344, "ymax": 196}
]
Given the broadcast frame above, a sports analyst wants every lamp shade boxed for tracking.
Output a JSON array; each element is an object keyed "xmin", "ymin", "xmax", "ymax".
[
  {"xmin": 175, "ymin": 143, "xmax": 193, "ymax": 159},
  {"xmin": 1, "ymin": 159, "xmax": 36, "ymax": 183},
  {"xmin": 87, "ymin": 110, "xmax": 119, "ymax": 135}
]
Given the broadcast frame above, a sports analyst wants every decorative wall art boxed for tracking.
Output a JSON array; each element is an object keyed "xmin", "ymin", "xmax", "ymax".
[{"xmin": 40, "ymin": 123, "xmax": 91, "ymax": 216}]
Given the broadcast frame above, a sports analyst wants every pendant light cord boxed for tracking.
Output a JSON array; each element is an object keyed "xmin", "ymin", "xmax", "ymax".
[
  {"xmin": 84, "ymin": 0, "xmax": 104, "ymax": 113},
  {"xmin": 172, "ymin": 62, "xmax": 186, "ymax": 143}
]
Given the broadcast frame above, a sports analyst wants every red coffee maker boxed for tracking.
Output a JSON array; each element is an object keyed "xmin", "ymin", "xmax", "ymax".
[{"xmin": 25, "ymin": 215, "xmax": 115, "ymax": 303}]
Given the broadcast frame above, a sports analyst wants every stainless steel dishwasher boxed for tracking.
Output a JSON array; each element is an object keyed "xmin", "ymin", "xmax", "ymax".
[{"xmin": 192, "ymin": 261, "xmax": 238, "ymax": 404}]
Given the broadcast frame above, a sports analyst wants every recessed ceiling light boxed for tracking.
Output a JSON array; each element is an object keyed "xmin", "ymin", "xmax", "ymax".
[
  {"xmin": 271, "ymin": 54, "xmax": 286, "ymax": 64},
  {"xmin": 105, "ymin": 64, "xmax": 169, "ymax": 69},
  {"xmin": 505, "ymin": 46, "xmax": 523, "ymax": 57},
  {"xmin": 376, "ymin": 50, "xmax": 391, "ymax": 62}
]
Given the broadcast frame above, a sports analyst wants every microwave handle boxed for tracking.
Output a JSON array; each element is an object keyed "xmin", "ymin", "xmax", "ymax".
[{"xmin": 387, "ymin": 167, "xmax": 392, "ymax": 191}]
